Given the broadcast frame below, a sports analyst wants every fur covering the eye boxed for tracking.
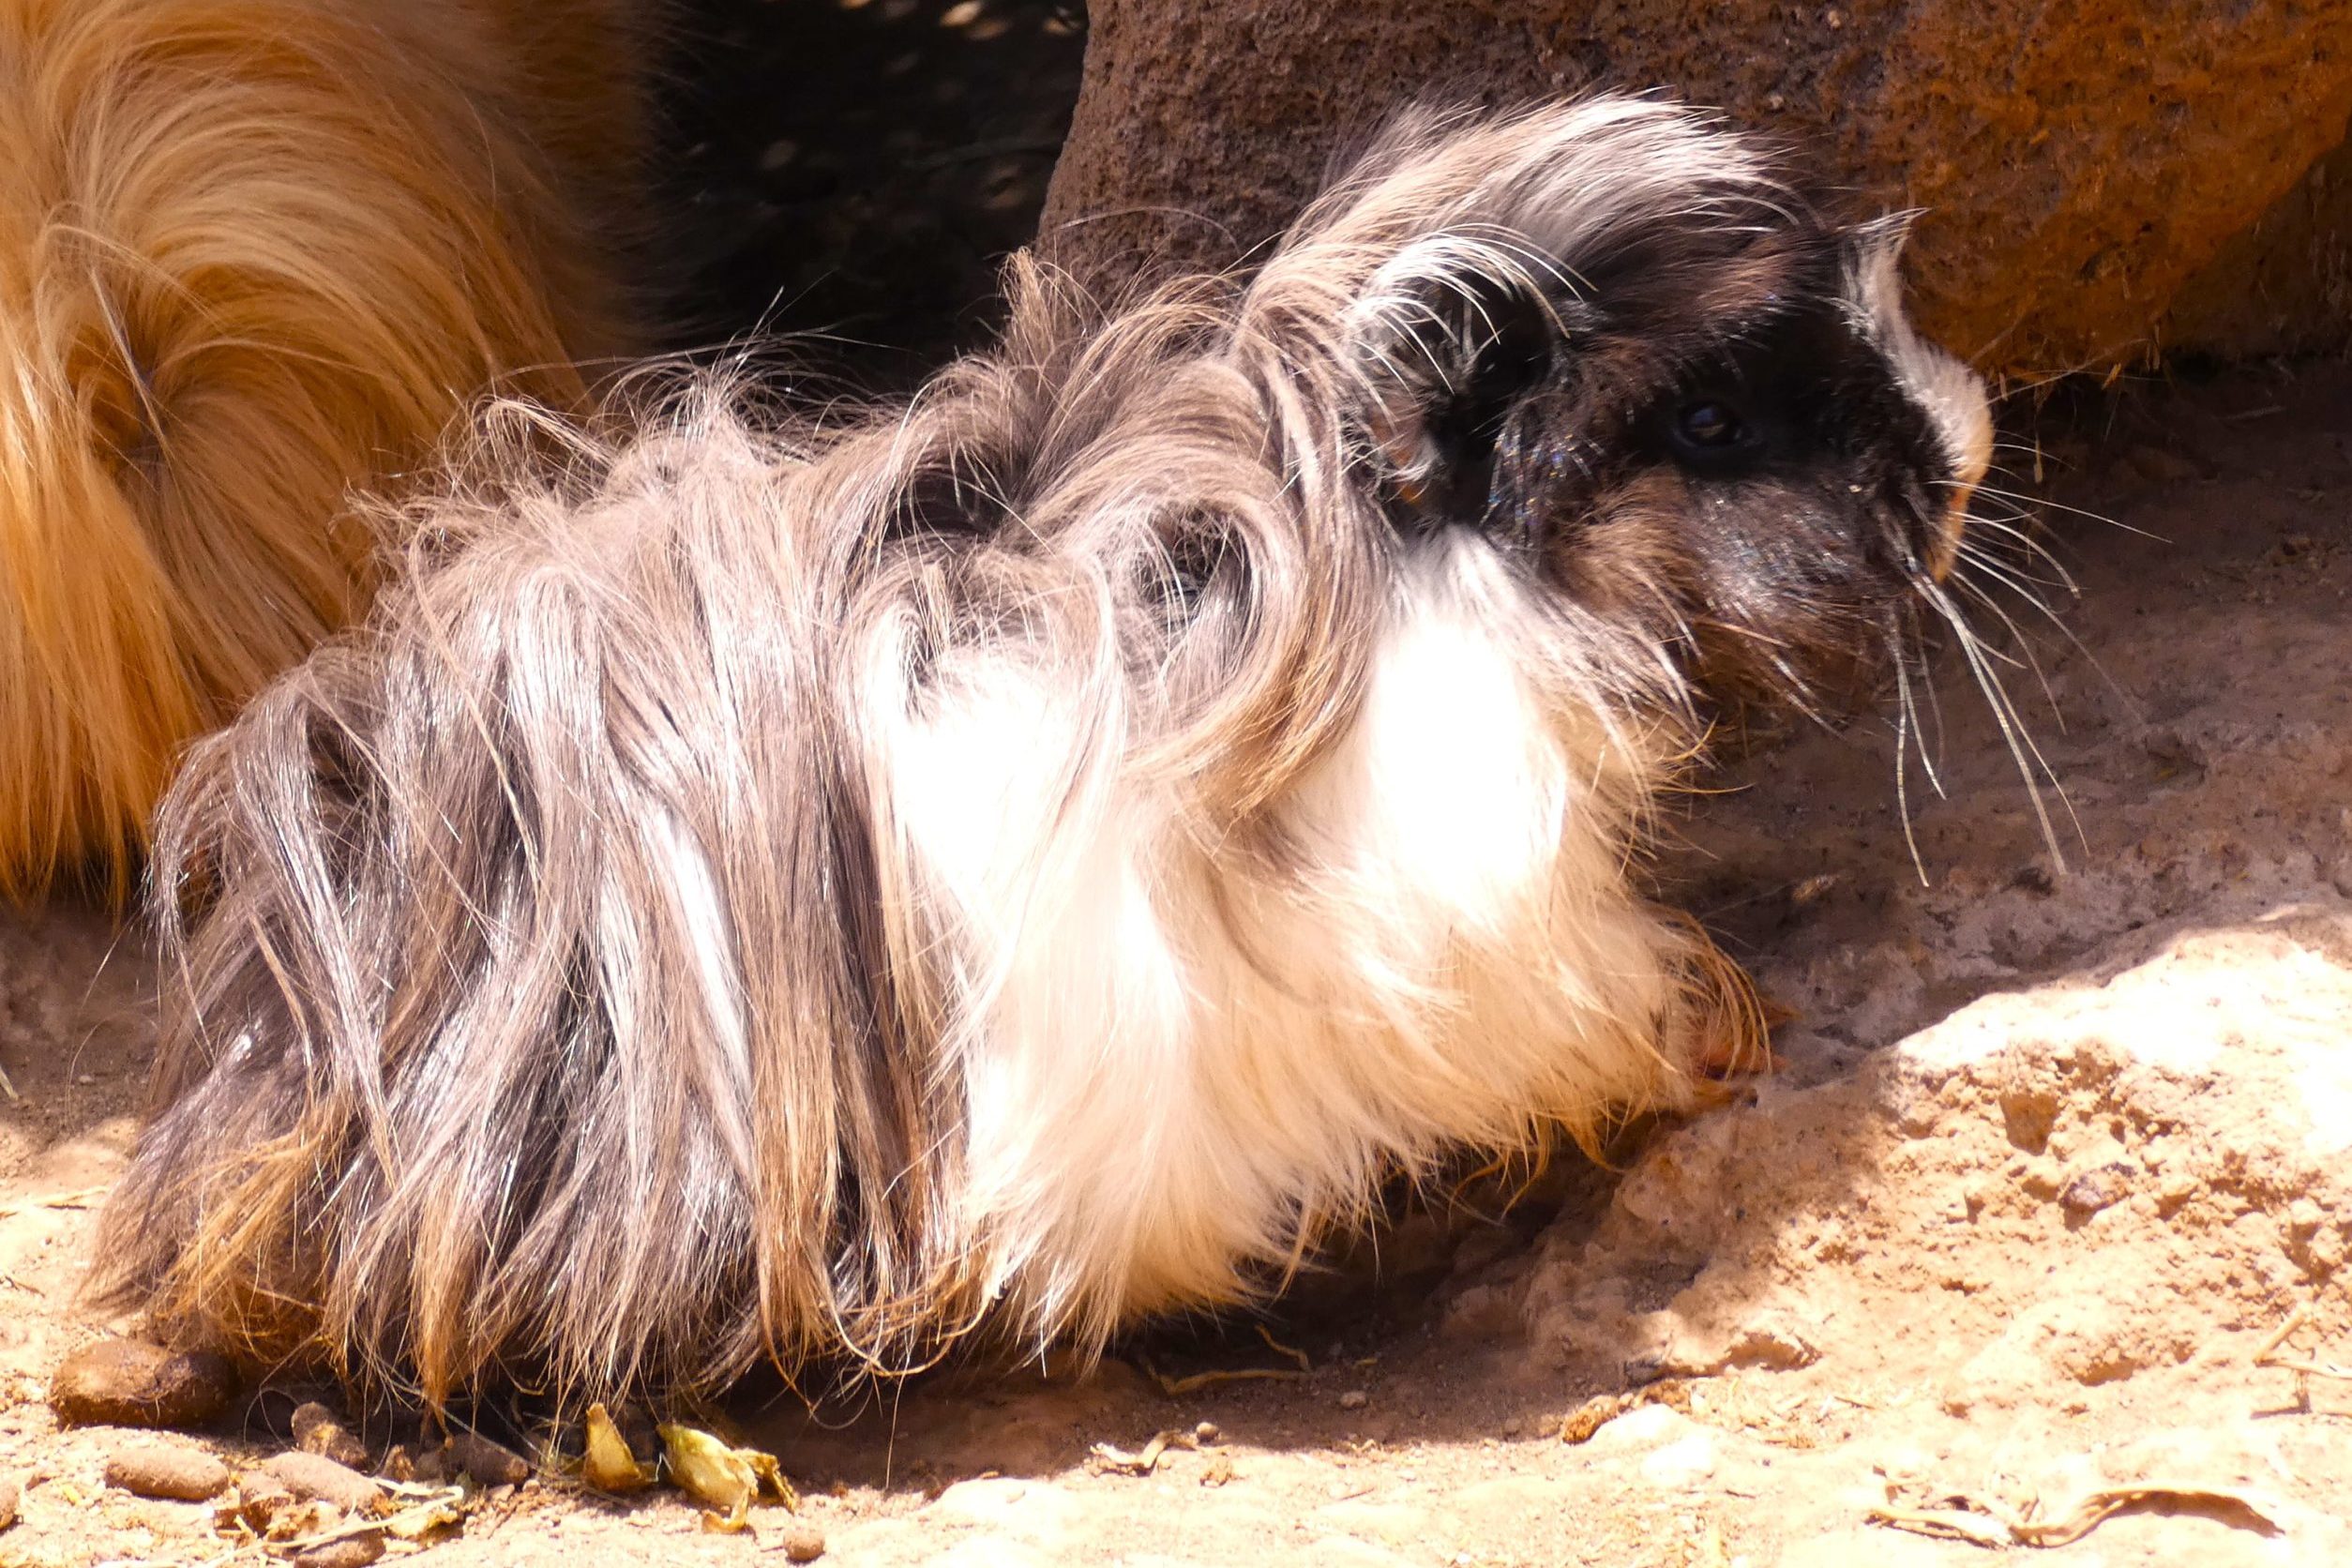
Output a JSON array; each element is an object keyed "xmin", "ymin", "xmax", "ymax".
[
  {"xmin": 0, "ymin": 0, "xmax": 645, "ymax": 899},
  {"xmin": 94, "ymin": 98, "xmax": 1981, "ymax": 1411}
]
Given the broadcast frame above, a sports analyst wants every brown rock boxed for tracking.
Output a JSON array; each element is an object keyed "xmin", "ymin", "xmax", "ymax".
[
  {"xmin": 2169, "ymin": 132, "xmax": 2352, "ymax": 359},
  {"xmin": 446, "ymin": 1430, "xmax": 530, "ymax": 1486},
  {"xmin": 49, "ymin": 1339, "xmax": 239, "ymax": 1429},
  {"xmin": 292, "ymin": 1532, "xmax": 384, "ymax": 1568},
  {"xmin": 260, "ymin": 1451, "xmax": 385, "ymax": 1516},
  {"xmin": 2059, "ymin": 1162, "xmax": 2136, "ymax": 1218},
  {"xmin": 1040, "ymin": 1, "xmax": 2352, "ymax": 376},
  {"xmin": 776, "ymin": 1520, "xmax": 828, "ymax": 1562},
  {"xmin": 0, "ymin": 1473, "xmax": 18, "ymax": 1530},
  {"xmin": 291, "ymin": 1403, "xmax": 371, "ymax": 1471},
  {"xmin": 102, "ymin": 1438, "xmax": 232, "ymax": 1501}
]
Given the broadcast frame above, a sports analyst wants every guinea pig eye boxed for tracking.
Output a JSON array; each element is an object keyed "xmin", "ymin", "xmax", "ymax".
[{"xmin": 1674, "ymin": 400, "xmax": 1745, "ymax": 450}]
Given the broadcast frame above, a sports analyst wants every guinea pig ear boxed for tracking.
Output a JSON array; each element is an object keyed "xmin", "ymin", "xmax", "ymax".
[
  {"xmin": 1839, "ymin": 207, "xmax": 1995, "ymax": 500},
  {"xmin": 1353, "ymin": 267, "xmax": 1565, "ymax": 527},
  {"xmin": 1840, "ymin": 209, "xmax": 1922, "ymax": 320}
]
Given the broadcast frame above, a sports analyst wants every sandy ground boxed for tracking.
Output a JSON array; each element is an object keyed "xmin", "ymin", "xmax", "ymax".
[{"xmin": 1, "ymin": 361, "xmax": 2349, "ymax": 1566}]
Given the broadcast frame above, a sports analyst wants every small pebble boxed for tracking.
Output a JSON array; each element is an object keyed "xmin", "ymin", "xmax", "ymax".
[
  {"xmin": 2059, "ymin": 1163, "xmax": 2134, "ymax": 1218},
  {"xmin": 1193, "ymin": 1421, "xmax": 1219, "ymax": 1444},
  {"xmin": 378, "ymin": 1446, "xmax": 415, "ymax": 1485},
  {"xmin": 261, "ymin": 1451, "xmax": 385, "ymax": 1515},
  {"xmin": 50, "ymin": 1339, "xmax": 240, "ymax": 1429},
  {"xmin": 448, "ymin": 1431, "xmax": 530, "ymax": 1486},
  {"xmin": 0, "ymin": 1474, "xmax": 18, "ymax": 1530},
  {"xmin": 293, "ymin": 1531, "xmax": 384, "ymax": 1568},
  {"xmin": 776, "ymin": 1519, "xmax": 827, "ymax": 1561},
  {"xmin": 292, "ymin": 1403, "xmax": 371, "ymax": 1471},
  {"xmin": 103, "ymin": 1437, "xmax": 232, "ymax": 1500},
  {"xmin": 1499, "ymin": 1415, "xmax": 1524, "ymax": 1438},
  {"xmin": 1336, "ymin": 1390, "xmax": 1369, "ymax": 1410}
]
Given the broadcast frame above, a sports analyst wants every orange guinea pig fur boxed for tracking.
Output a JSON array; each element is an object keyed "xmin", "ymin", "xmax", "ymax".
[{"xmin": 0, "ymin": 0, "xmax": 650, "ymax": 897}]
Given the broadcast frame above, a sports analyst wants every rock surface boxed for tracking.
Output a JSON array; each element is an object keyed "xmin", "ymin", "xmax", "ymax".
[
  {"xmin": 291, "ymin": 1534, "xmax": 385, "ymax": 1568},
  {"xmin": 2169, "ymin": 131, "xmax": 2352, "ymax": 360},
  {"xmin": 447, "ymin": 1431, "xmax": 530, "ymax": 1488},
  {"xmin": 1041, "ymin": 0, "xmax": 2352, "ymax": 374},
  {"xmin": 290, "ymin": 1401, "xmax": 371, "ymax": 1471},
  {"xmin": 48, "ymin": 1339, "xmax": 238, "ymax": 1430},
  {"xmin": 258, "ymin": 1452, "xmax": 385, "ymax": 1517},
  {"xmin": 100, "ymin": 1437, "xmax": 231, "ymax": 1501}
]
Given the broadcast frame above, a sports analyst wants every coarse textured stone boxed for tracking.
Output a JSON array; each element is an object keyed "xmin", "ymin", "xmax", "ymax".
[
  {"xmin": 1041, "ymin": 0, "xmax": 2352, "ymax": 375},
  {"xmin": 776, "ymin": 1520, "xmax": 828, "ymax": 1562},
  {"xmin": 446, "ymin": 1430, "xmax": 529, "ymax": 1486},
  {"xmin": 291, "ymin": 1533, "xmax": 384, "ymax": 1568},
  {"xmin": 290, "ymin": 1403, "xmax": 370, "ymax": 1471},
  {"xmin": 49, "ymin": 1339, "xmax": 238, "ymax": 1429},
  {"xmin": 259, "ymin": 1451, "xmax": 384, "ymax": 1516},
  {"xmin": 2167, "ymin": 129, "xmax": 2352, "ymax": 360},
  {"xmin": 102, "ymin": 1438, "xmax": 232, "ymax": 1501}
]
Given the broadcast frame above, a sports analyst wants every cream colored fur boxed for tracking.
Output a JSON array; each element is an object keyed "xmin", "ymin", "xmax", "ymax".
[{"xmin": 876, "ymin": 534, "xmax": 1693, "ymax": 1346}]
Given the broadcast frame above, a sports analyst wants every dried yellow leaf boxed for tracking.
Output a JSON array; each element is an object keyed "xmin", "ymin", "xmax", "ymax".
[
  {"xmin": 581, "ymin": 1403, "xmax": 652, "ymax": 1494},
  {"xmin": 657, "ymin": 1423, "xmax": 796, "ymax": 1533}
]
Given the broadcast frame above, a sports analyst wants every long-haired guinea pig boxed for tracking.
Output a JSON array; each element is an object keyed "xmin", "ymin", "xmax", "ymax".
[
  {"xmin": 0, "ymin": 0, "xmax": 648, "ymax": 899},
  {"xmin": 94, "ymin": 98, "xmax": 1993, "ymax": 1410}
]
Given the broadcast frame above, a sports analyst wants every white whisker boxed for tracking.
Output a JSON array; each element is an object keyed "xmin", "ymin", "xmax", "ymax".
[
  {"xmin": 1947, "ymin": 478, "xmax": 2170, "ymax": 543},
  {"xmin": 1951, "ymin": 570, "xmax": 2066, "ymax": 729},
  {"xmin": 1915, "ymin": 576, "xmax": 2081, "ymax": 870},
  {"xmin": 1891, "ymin": 627, "xmax": 1930, "ymax": 886}
]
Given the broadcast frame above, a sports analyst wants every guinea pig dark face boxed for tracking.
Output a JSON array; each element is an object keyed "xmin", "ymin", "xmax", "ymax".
[{"xmin": 1367, "ymin": 215, "xmax": 1992, "ymax": 715}]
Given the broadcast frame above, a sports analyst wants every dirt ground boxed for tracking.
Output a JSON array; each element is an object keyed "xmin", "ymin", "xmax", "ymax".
[{"xmin": 1, "ymin": 348, "xmax": 2348, "ymax": 1565}]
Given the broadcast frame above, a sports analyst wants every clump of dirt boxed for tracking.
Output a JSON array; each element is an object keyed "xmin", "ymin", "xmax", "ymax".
[
  {"xmin": 1040, "ymin": 0, "xmax": 2352, "ymax": 376},
  {"xmin": 1, "ymin": 354, "xmax": 2346, "ymax": 1564}
]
